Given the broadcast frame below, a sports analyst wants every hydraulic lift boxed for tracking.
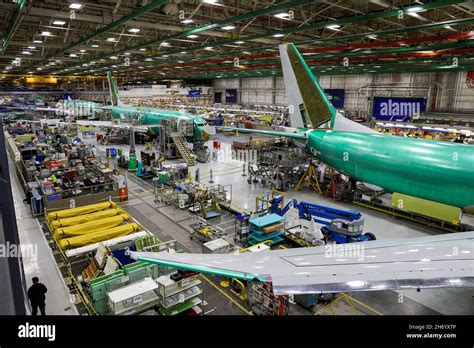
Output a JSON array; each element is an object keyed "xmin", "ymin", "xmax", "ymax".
[{"xmin": 267, "ymin": 195, "xmax": 376, "ymax": 244}]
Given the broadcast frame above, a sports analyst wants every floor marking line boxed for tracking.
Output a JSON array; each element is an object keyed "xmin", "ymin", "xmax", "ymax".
[
  {"xmin": 201, "ymin": 275, "xmax": 253, "ymax": 316},
  {"xmin": 314, "ymin": 296, "xmax": 342, "ymax": 315},
  {"xmin": 341, "ymin": 294, "xmax": 362, "ymax": 316},
  {"xmin": 342, "ymin": 293, "xmax": 384, "ymax": 316}
]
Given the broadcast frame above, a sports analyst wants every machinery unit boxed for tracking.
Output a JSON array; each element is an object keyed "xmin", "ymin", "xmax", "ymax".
[
  {"xmin": 248, "ymin": 214, "xmax": 285, "ymax": 246},
  {"xmin": 268, "ymin": 196, "xmax": 376, "ymax": 244}
]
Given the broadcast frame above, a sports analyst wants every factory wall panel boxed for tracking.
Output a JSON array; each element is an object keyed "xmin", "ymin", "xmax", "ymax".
[
  {"xmin": 215, "ymin": 71, "xmax": 474, "ymax": 115},
  {"xmin": 439, "ymin": 71, "xmax": 474, "ymax": 112}
]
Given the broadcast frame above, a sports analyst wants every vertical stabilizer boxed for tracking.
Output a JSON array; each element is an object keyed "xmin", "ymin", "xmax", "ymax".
[
  {"xmin": 279, "ymin": 43, "xmax": 377, "ymax": 134},
  {"xmin": 107, "ymin": 71, "xmax": 123, "ymax": 106},
  {"xmin": 279, "ymin": 43, "xmax": 336, "ymax": 128}
]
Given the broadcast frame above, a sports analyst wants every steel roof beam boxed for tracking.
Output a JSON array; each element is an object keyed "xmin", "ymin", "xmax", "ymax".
[
  {"xmin": 59, "ymin": 0, "xmax": 468, "ymax": 75},
  {"xmin": 24, "ymin": 0, "xmax": 169, "ymax": 70},
  {"xmin": 61, "ymin": 0, "xmax": 319, "ymax": 68},
  {"xmin": 0, "ymin": 0, "xmax": 27, "ymax": 54},
  {"xmin": 65, "ymin": 24, "xmax": 474, "ymax": 76}
]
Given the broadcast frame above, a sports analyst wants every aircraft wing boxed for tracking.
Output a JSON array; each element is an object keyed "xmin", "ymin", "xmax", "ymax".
[
  {"xmin": 218, "ymin": 126, "xmax": 308, "ymax": 140},
  {"xmin": 74, "ymin": 120, "xmax": 149, "ymax": 132},
  {"xmin": 128, "ymin": 232, "xmax": 474, "ymax": 295}
]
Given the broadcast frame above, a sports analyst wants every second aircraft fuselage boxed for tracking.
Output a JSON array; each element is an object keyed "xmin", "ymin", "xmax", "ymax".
[{"xmin": 110, "ymin": 104, "xmax": 210, "ymax": 142}]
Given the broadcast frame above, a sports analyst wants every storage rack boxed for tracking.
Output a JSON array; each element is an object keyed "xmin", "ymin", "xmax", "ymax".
[{"xmin": 156, "ymin": 273, "xmax": 203, "ymax": 316}]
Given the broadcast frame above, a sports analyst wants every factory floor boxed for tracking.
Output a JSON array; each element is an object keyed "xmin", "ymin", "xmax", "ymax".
[
  {"xmin": 10, "ymin": 132, "xmax": 473, "ymax": 316},
  {"xmin": 113, "ymin": 133, "xmax": 473, "ymax": 316}
]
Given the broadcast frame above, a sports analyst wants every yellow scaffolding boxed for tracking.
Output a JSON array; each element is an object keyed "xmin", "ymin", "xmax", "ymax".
[{"xmin": 295, "ymin": 162, "xmax": 322, "ymax": 194}]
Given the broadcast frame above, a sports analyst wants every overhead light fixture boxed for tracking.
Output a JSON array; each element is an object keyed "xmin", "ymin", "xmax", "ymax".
[
  {"xmin": 21, "ymin": 51, "xmax": 31, "ymax": 55},
  {"xmin": 124, "ymin": 52, "xmax": 130, "ymax": 55},
  {"xmin": 204, "ymin": 46, "xmax": 213, "ymax": 50},
  {"xmin": 181, "ymin": 19, "xmax": 193, "ymax": 24},
  {"xmin": 41, "ymin": 31, "xmax": 52, "ymax": 36},
  {"xmin": 27, "ymin": 46, "xmax": 36, "ymax": 49},
  {"xmin": 187, "ymin": 35, "xmax": 199, "ymax": 39},
  {"xmin": 407, "ymin": 6, "xmax": 424, "ymax": 13},
  {"xmin": 274, "ymin": 13, "xmax": 290, "ymax": 19},
  {"xmin": 273, "ymin": 33, "xmax": 284, "ymax": 38},
  {"xmin": 139, "ymin": 48, "xmax": 146, "ymax": 51},
  {"xmin": 222, "ymin": 25, "xmax": 236, "ymax": 30},
  {"xmin": 203, "ymin": 0, "xmax": 218, "ymax": 4},
  {"xmin": 91, "ymin": 44, "xmax": 99, "ymax": 48},
  {"xmin": 110, "ymin": 56, "xmax": 118, "ymax": 60},
  {"xmin": 53, "ymin": 20, "xmax": 66, "ymax": 26},
  {"xmin": 160, "ymin": 42, "xmax": 171, "ymax": 46},
  {"xmin": 69, "ymin": 3, "xmax": 83, "ymax": 9},
  {"xmin": 106, "ymin": 37, "xmax": 117, "ymax": 42},
  {"xmin": 33, "ymin": 40, "xmax": 42, "ymax": 43},
  {"xmin": 235, "ymin": 41, "xmax": 244, "ymax": 44},
  {"xmin": 80, "ymin": 49, "xmax": 85, "ymax": 52},
  {"xmin": 367, "ymin": 34, "xmax": 378, "ymax": 39},
  {"xmin": 128, "ymin": 28, "xmax": 140, "ymax": 33},
  {"xmin": 69, "ymin": 53, "xmax": 77, "ymax": 57},
  {"xmin": 37, "ymin": 67, "xmax": 42, "ymax": 70},
  {"xmin": 180, "ymin": 51, "xmax": 187, "ymax": 54},
  {"xmin": 326, "ymin": 24, "xmax": 340, "ymax": 31}
]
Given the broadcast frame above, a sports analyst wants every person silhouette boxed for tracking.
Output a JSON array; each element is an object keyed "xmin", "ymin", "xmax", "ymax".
[{"xmin": 27, "ymin": 277, "xmax": 48, "ymax": 316}]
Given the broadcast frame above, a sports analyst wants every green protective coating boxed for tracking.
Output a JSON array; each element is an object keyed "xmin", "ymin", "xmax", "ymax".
[
  {"xmin": 306, "ymin": 130, "xmax": 474, "ymax": 210},
  {"xmin": 110, "ymin": 104, "xmax": 208, "ymax": 141},
  {"xmin": 107, "ymin": 72, "xmax": 209, "ymax": 141},
  {"xmin": 137, "ymin": 256, "xmax": 266, "ymax": 282},
  {"xmin": 287, "ymin": 43, "xmax": 336, "ymax": 127}
]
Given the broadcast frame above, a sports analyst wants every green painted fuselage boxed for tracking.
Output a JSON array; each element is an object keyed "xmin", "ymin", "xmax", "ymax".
[
  {"xmin": 306, "ymin": 130, "xmax": 474, "ymax": 210},
  {"xmin": 110, "ymin": 104, "xmax": 209, "ymax": 142}
]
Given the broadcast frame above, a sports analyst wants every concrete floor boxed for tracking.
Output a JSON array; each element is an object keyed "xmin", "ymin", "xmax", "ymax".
[
  {"xmin": 10, "ymin": 131, "xmax": 474, "ymax": 315},
  {"xmin": 8, "ymin": 151, "xmax": 77, "ymax": 315}
]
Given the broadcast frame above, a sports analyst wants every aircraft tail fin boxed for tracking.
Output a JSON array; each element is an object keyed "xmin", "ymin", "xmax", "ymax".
[
  {"xmin": 279, "ymin": 44, "xmax": 377, "ymax": 134},
  {"xmin": 279, "ymin": 43, "xmax": 336, "ymax": 129},
  {"xmin": 107, "ymin": 71, "xmax": 123, "ymax": 106}
]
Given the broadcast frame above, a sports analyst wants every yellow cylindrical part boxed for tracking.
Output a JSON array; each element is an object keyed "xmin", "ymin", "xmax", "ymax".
[
  {"xmin": 58, "ymin": 223, "xmax": 140, "ymax": 250},
  {"xmin": 47, "ymin": 202, "xmax": 117, "ymax": 221},
  {"xmin": 54, "ymin": 214, "xmax": 130, "ymax": 239},
  {"xmin": 50, "ymin": 208, "xmax": 124, "ymax": 229}
]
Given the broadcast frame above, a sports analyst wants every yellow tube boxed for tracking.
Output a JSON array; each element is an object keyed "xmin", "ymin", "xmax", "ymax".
[
  {"xmin": 47, "ymin": 202, "xmax": 117, "ymax": 221},
  {"xmin": 59, "ymin": 223, "xmax": 140, "ymax": 250},
  {"xmin": 54, "ymin": 214, "xmax": 130, "ymax": 239},
  {"xmin": 50, "ymin": 208, "xmax": 124, "ymax": 229}
]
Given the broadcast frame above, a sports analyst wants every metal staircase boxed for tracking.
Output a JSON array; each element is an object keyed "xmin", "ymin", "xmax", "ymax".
[{"xmin": 172, "ymin": 134, "xmax": 197, "ymax": 166}]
